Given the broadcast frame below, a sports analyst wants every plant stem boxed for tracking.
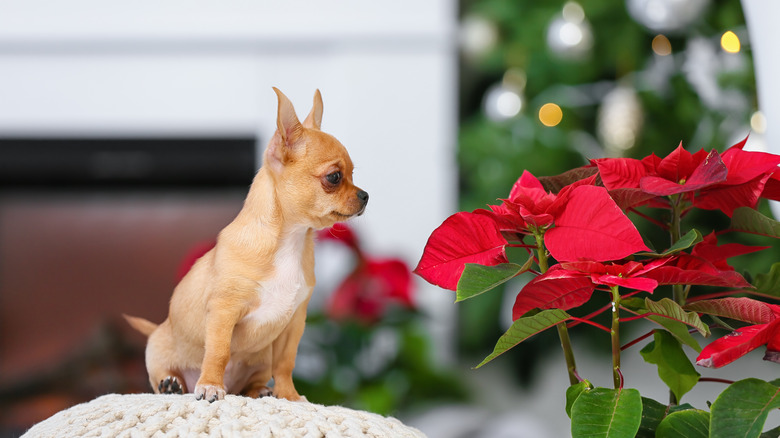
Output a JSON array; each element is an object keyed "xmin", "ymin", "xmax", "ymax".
[
  {"xmin": 669, "ymin": 195, "xmax": 686, "ymax": 306},
  {"xmin": 668, "ymin": 194, "xmax": 686, "ymax": 405},
  {"xmin": 533, "ymin": 231, "xmax": 549, "ymax": 273},
  {"xmin": 610, "ymin": 286, "xmax": 622, "ymax": 389},
  {"xmin": 557, "ymin": 324, "xmax": 579, "ymax": 385},
  {"xmin": 669, "ymin": 390, "xmax": 678, "ymax": 405},
  {"xmin": 534, "ymin": 229, "xmax": 579, "ymax": 385}
]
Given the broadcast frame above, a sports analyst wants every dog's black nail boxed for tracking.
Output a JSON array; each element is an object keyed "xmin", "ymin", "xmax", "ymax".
[
  {"xmin": 172, "ymin": 379, "xmax": 181, "ymax": 392},
  {"xmin": 158, "ymin": 381, "xmax": 164, "ymax": 392},
  {"xmin": 209, "ymin": 394, "xmax": 217, "ymax": 403},
  {"xmin": 196, "ymin": 393, "xmax": 203, "ymax": 401}
]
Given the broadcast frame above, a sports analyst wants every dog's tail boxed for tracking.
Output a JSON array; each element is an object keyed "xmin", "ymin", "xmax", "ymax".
[{"xmin": 123, "ymin": 314, "xmax": 158, "ymax": 337}]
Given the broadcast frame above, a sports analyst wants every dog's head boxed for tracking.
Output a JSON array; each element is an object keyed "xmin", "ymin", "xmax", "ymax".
[{"xmin": 263, "ymin": 88, "xmax": 368, "ymax": 229}]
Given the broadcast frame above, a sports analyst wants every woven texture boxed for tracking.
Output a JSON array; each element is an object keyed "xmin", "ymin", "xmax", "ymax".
[{"xmin": 22, "ymin": 393, "xmax": 426, "ymax": 438}]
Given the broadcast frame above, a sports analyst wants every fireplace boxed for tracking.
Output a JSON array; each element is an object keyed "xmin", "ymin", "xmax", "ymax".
[{"xmin": 0, "ymin": 136, "xmax": 256, "ymax": 431}]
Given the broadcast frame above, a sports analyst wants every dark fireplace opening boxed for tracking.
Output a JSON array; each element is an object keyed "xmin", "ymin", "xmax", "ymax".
[
  {"xmin": 0, "ymin": 137, "xmax": 257, "ymax": 189},
  {"xmin": 0, "ymin": 136, "xmax": 258, "ymax": 434}
]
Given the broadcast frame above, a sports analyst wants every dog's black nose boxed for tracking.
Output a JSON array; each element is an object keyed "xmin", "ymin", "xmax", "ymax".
[{"xmin": 357, "ymin": 190, "xmax": 369, "ymax": 203}]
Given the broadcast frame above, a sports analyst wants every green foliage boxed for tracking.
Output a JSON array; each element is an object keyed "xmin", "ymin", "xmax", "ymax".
[
  {"xmin": 710, "ymin": 378, "xmax": 780, "ymax": 438},
  {"xmin": 642, "ymin": 298, "xmax": 710, "ymax": 337},
  {"xmin": 636, "ymin": 397, "xmax": 668, "ymax": 438},
  {"xmin": 570, "ymin": 387, "xmax": 642, "ymax": 438},
  {"xmin": 476, "ymin": 309, "xmax": 571, "ymax": 368},
  {"xmin": 296, "ymin": 315, "xmax": 466, "ymax": 416},
  {"xmin": 655, "ymin": 409, "xmax": 710, "ymax": 438},
  {"xmin": 639, "ymin": 330, "xmax": 700, "ymax": 402},
  {"xmin": 566, "ymin": 380, "xmax": 593, "ymax": 418},
  {"xmin": 456, "ymin": 261, "xmax": 531, "ymax": 302},
  {"xmin": 731, "ymin": 207, "xmax": 780, "ymax": 239},
  {"xmin": 750, "ymin": 262, "xmax": 780, "ymax": 298},
  {"xmin": 622, "ymin": 297, "xmax": 707, "ymax": 351},
  {"xmin": 638, "ymin": 229, "xmax": 704, "ymax": 258}
]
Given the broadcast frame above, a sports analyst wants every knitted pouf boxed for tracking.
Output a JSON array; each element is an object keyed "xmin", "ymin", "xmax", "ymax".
[{"xmin": 22, "ymin": 393, "xmax": 426, "ymax": 438}]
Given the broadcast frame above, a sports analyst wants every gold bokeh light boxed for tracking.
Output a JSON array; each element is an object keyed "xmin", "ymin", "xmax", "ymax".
[
  {"xmin": 539, "ymin": 103, "xmax": 563, "ymax": 127},
  {"xmin": 721, "ymin": 31, "xmax": 740, "ymax": 53},
  {"xmin": 651, "ymin": 34, "xmax": 672, "ymax": 56}
]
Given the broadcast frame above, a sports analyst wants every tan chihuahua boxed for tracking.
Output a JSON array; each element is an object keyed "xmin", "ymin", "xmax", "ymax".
[{"xmin": 125, "ymin": 88, "xmax": 368, "ymax": 402}]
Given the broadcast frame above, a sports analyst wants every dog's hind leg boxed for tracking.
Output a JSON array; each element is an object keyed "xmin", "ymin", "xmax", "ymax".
[
  {"xmin": 144, "ymin": 320, "xmax": 190, "ymax": 395},
  {"xmin": 157, "ymin": 375, "xmax": 186, "ymax": 394}
]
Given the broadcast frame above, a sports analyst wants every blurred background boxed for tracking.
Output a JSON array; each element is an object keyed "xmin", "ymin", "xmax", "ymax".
[{"xmin": 1, "ymin": 0, "xmax": 778, "ymax": 437}]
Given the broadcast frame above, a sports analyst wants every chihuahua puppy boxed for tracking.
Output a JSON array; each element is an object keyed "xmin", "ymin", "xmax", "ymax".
[{"xmin": 125, "ymin": 88, "xmax": 368, "ymax": 402}]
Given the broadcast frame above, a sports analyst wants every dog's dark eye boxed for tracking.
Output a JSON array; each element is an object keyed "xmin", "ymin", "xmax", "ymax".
[{"xmin": 326, "ymin": 171, "xmax": 342, "ymax": 185}]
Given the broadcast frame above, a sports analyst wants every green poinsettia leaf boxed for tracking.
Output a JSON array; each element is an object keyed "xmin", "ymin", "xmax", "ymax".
[
  {"xmin": 637, "ymin": 229, "xmax": 704, "ymax": 258},
  {"xmin": 731, "ymin": 206, "xmax": 780, "ymax": 239},
  {"xmin": 475, "ymin": 309, "xmax": 571, "ymax": 368},
  {"xmin": 636, "ymin": 397, "xmax": 667, "ymax": 438},
  {"xmin": 622, "ymin": 298, "xmax": 706, "ymax": 351},
  {"xmin": 751, "ymin": 262, "xmax": 780, "ymax": 298},
  {"xmin": 669, "ymin": 403, "xmax": 696, "ymax": 413},
  {"xmin": 685, "ymin": 297, "xmax": 776, "ymax": 325},
  {"xmin": 644, "ymin": 298, "xmax": 710, "ymax": 337},
  {"xmin": 640, "ymin": 331, "xmax": 700, "ymax": 403},
  {"xmin": 710, "ymin": 378, "xmax": 780, "ymax": 438},
  {"xmin": 656, "ymin": 409, "xmax": 709, "ymax": 438},
  {"xmin": 571, "ymin": 387, "xmax": 643, "ymax": 438},
  {"xmin": 456, "ymin": 260, "xmax": 532, "ymax": 303},
  {"xmin": 566, "ymin": 380, "xmax": 593, "ymax": 418}
]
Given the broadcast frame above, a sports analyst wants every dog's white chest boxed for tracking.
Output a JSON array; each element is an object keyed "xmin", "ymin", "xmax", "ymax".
[{"xmin": 244, "ymin": 230, "xmax": 311, "ymax": 328}]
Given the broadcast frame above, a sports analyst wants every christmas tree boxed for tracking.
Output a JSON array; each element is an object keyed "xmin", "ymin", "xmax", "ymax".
[{"xmin": 456, "ymin": 0, "xmax": 770, "ymax": 372}]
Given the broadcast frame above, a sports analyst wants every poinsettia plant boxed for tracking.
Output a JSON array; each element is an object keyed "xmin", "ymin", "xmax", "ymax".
[{"xmin": 416, "ymin": 137, "xmax": 780, "ymax": 437}]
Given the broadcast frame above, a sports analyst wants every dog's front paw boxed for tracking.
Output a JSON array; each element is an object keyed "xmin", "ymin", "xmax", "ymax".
[
  {"xmin": 158, "ymin": 376, "xmax": 184, "ymax": 395},
  {"xmin": 194, "ymin": 383, "xmax": 226, "ymax": 403}
]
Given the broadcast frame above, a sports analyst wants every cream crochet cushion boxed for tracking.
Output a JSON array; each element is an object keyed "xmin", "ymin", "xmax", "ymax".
[{"xmin": 22, "ymin": 393, "xmax": 426, "ymax": 438}]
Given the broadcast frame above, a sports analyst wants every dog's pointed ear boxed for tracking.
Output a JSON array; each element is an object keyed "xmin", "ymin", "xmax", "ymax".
[
  {"xmin": 303, "ymin": 89, "xmax": 323, "ymax": 130},
  {"xmin": 266, "ymin": 87, "xmax": 305, "ymax": 171},
  {"xmin": 273, "ymin": 87, "xmax": 304, "ymax": 145}
]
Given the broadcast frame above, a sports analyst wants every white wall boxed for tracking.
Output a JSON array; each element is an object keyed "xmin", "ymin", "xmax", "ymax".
[{"xmin": 0, "ymin": 0, "xmax": 459, "ymax": 357}]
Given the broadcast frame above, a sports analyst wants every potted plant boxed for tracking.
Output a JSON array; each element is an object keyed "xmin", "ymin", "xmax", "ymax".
[{"xmin": 415, "ymin": 137, "xmax": 780, "ymax": 437}]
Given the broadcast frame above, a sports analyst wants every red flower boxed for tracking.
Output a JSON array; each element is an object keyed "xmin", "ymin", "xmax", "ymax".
[
  {"xmin": 321, "ymin": 224, "xmax": 415, "ymax": 323},
  {"xmin": 595, "ymin": 144, "xmax": 725, "ymax": 195},
  {"xmin": 693, "ymin": 298, "xmax": 780, "ymax": 368},
  {"xmin": 511, "ymin": 252, "xmax": 751, "ymax": 320},
  {"xmin": 318, "ymin": 222, "xmax": 361, "ymax": 252},
  {"xmin": 490, "ymin": 170, "xmax": 561, "ymax": 231},
  {"xmin": 512, "ymin": 258, "xmax": 670, "ymax": 319},
  {"xmin": 641, "ymin": 253, "xmax": 751, "ymax": 289},
  {"xmin": 595, "ymin": 138, "xmax": 780, "ymax": 216},
  {"xmin": 543, "ymin": 185, "xmax": 649, "ymax": 261},
  {"xmin": 328, "ymin": 258, "xmax": 415, "ymax": 324},
  {"xmin": 414, "ymin": 211, "xmax": 509, "ymax": 291},
  {"xmin": 415, "ymin": 172, "xmax": 649, "ymax": 290},
  {"xmin": 693, "ymin": 137, "xmax": 780, "ymax": 216},
  {"xmin": 691, "ymin": 232, "xmax": 768, "ymax": 271}
]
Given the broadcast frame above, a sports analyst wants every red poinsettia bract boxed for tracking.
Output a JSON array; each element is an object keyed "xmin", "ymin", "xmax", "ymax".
[
  {"xmin": 415, "ymin": 172, "xmax": 649, "ymax": 290},
  {"xmin": 595, "ymin": 138, "xmax": 780, "ymax": 216},
  {"xmin": 319, "ymin": 224, "xmax": 415, "ymax": 324},
  {"xmin": 512, "ymin": 259, "xmax": 664, "ymax": 319},
  {"xmin": 694, "ymin": 298, "xmax": 780, "ymax": 368},
  {"xmin": 511, "ymin": 252, "xmax": 751, "ymax": 320},
  {"xmin": 327, "ymin": 258, "xmax": 415, "ymax": 324}
]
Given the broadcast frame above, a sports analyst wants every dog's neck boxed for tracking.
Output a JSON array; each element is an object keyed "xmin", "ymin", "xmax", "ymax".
[{"xmin": 223, "ymin": 166, "xmax": 312, "ymax": 259}]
